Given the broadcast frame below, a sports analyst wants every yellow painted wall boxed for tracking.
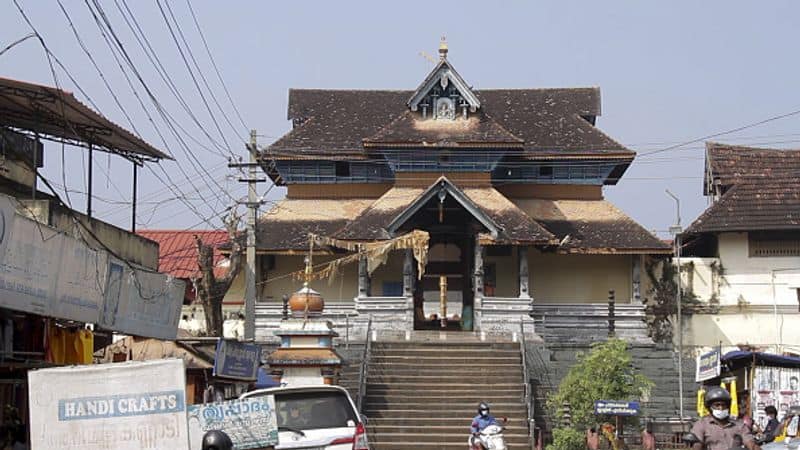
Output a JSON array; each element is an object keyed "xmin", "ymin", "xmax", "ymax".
[
  {"xmin": 370, "ymin": 250, "xmax": 406, "ymax": 295},
  {"xmin": 261, "ymin": 255, "xmax": 359, "ymax": 303},
  {"xmin": 529, "ymin": 250, "xmax": 632, "ymax": 303}
]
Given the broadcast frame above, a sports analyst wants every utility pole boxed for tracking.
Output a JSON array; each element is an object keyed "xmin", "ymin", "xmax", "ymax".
[
  {"xmin": 666, "ymin": 189, "xmax": 684, "ymax": 422},
  {"xmin": 229, "ymin": 130, "xmax": 266, "ymax": 340}
]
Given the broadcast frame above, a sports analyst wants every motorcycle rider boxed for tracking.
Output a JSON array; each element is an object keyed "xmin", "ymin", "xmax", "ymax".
[
  {"xmin": 690, "ymin": 386, "xmax": 761, "ymax": 450},
  {"xmin": 470, "ymin": 402, "xmax": 499, "ymax": 447}
]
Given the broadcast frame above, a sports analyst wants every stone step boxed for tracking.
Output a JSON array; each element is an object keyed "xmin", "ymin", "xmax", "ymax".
[
  {"xmin": 364, "ymin": 405, "xmax": 528, "ymax": 423},
  {"xmin": 367, "ymin": 418, "xmax": 529, "ymax": 428},
  {"xmin": 372, "ymin": 343, "xmax": 519, "ymax": 351},
  {"xmin": 364, "ymin": 403, "xmax": 526, "ymax": 413},
  {"xmin": 369, "ymin": 432, "xmax": 529, "ymax": 445},
  {"xmin": 370, "ymin": 349, "xmax": 520, "ymax": 358},
  {"xmin": 365, "ymin": 442, "xmax": 529, "ymax": 450},
  {"xmin": 365, "ymin": 385, "xmax": 524, "ymax": 395},
  {"xmin": 366, "ymin": 374, "xmax": 522, "ymax": 383},
  {"xmin": 363, "ymin": 367, "xmax": 522, "ymax": 376},
  {"xmin": 365, "ymin": 394, "xmax": 523, "ymax": 403},
  {"xmin": 370, "ymin": 355, "xmax": 520, "ymax": 364}
]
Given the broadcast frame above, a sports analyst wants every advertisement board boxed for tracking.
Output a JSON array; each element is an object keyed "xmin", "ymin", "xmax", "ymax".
[
  {"xmin": 28, "ymin": 359, "xmax": 190, "ymax": 450},
  {"xmin": 214, "ymin": 339, "xmax": 262, "ymax": 381},
  {"xmin": 100, "ymin": 261, "xmax": 185, "ymax": 340},
  {"xmin": 0, "ymin": 215, "xmax": 63, "ymax": 316},
  {"xmin": 187, "ymin": 397, "xmax": 278, "ymax": 450},
  {"xmin": 696, "ymin": 349, "xmax": 721, "ymax": 382}
]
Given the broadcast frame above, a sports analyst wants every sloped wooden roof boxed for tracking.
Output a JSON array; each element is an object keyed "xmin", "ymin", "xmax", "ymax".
[
  {"xmin": 686, "ymin": 181, "xmax": 800, "ymax": 234},
  {"xmin": 688, "ymin": 143, "xmax": 800, "ymax": 233},
  {"xmin": 512, "ymin": 198, "xmax": 671, "ymax": 253},
  {"xmin": 363, "ymin": 110, "xmax": 524, "ymax": 148},
  {"xmin": 266, "ymin": 88, "xmax": 632, "ymax": 159}
]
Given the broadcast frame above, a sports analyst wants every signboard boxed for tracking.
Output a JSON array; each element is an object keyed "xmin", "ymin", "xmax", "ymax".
[
  {"xmin": 594, "ymin": 400, "xmax": 640, "ymax": 416},
  {"xmin": 51, "ymin": 236, "xmax": 108, "ymax": 323},
  {"xmin": 187, "ymin": 397, "xmax": 278, "ymax": 450},
  {"xmin": 28, "ymin": 359, "xmax": 190, "ymax": 450},
  {"xmin": 0, "ymin": 194, "xmax": 15, "ymax": 263},
  {"xmin": 0, "ymin": 215, "xmax": 63, "ymax": 316},
  {"xmin": 696, "ymin": 349, "xmax": 722, "ymax": 382},
  {"xmin": 214, "ymin": 339, "xmax": 262, "ymax": 381},
  {"xmin": 100, "ymin": 261, "xmax": 185, "ymax": 340}
]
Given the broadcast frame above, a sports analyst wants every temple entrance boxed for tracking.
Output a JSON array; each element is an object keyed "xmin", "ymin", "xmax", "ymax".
[{"xmin": 414, "ymin": 237, "xmax": 475, "ymax": 331}]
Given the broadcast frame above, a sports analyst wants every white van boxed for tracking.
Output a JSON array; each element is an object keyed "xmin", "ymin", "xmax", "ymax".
[{"xmin": 240, "ymin": 385, "xmax": 369, "ymax": 450}]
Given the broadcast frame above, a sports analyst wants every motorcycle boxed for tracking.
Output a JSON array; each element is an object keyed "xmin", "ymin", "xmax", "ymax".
[{"xmin": 469, "ymin": 418, "xmax": 508, "ymax": 450}]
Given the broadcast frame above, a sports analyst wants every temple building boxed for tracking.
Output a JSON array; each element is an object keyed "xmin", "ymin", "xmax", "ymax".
[{"xmin": 253, "ymin": 42, "xmax": 670, "ymax": 339}]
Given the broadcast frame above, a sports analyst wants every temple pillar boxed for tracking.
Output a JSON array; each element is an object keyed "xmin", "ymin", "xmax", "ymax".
[
  {"xmin": 518, "ymin": 246, "xmax": 530, "ymax": 299},
  {"xmin": 632, "ymin": 254, "xmax": 642, "ymax": 304},
  {"xmin": 358, "ymin": 255, "xmax": 370, "ymax": 298},
  {"xmin": 473, "ymin": 241, "xmax": 484, "ymax": 300},
  {"xmin": 403, "ymin": 249, "xmax": 414, "ymax": 297}
]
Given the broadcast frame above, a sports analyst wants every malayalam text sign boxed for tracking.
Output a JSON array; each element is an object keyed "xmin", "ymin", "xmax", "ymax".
[
  {"xmin": 187, "ymin": 397, "xmax": 278, "ymax": 450},
  {"xmin": 28, "ymin": 359, "xmax": 190, "ymax": 450},
  {"xmin": 594, "ymin": 400, "xmax": 640, "ymax": 416},
  {"xmin": 696, "ymin": 349, "xmax": 721, "ymax": 382},
  {"xmin": 214, "ymin": 339, "xmax": 262, "ymax": 381}
]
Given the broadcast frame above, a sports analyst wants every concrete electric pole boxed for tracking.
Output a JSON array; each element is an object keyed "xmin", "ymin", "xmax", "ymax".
[
  {"xmin": 666, "ymin": 189, "xmax": 684, "ymax": 422},
  {"xmin": 229, "ymin": 130, "xmax": 266, "ymax": 340}
]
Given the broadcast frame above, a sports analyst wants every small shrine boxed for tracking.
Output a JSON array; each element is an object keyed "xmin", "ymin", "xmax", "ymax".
[{"xmin": 266, "ymin": 257, "xmax": 343, "ymax": 386}]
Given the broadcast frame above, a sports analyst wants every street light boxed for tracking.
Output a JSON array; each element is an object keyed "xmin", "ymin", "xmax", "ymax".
[{"xmin": 666, "ymin": 189, "xmax": 684, "ymax": 422}]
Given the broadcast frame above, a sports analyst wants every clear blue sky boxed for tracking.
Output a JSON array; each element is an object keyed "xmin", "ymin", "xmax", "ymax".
[{"xmin": 2, "ymin": 1, "xmax": 799, "ymax": 237}]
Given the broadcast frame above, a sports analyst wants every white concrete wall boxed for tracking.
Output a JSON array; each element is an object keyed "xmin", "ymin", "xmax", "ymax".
[
  {"xmin": 683, "ymin": 233, "xmax": 800, "ymax": 306},
  {"xmin": 679, "ymin": 232, "xmax": 800, "ymax": 352}
]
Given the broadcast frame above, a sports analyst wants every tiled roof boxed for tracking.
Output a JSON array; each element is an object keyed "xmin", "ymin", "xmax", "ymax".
[
  {"xmin": 137, "ymin": 230, "xmax": 229, "ymax": 279},
  {"xmin": 687, "ymin": 143, "xmax": 800, "ymax": 233},
  {"xmin": 686, "ymin": 181, "xmax": 800, "ymax": 234},
  {"xmin": 704, "ymin": 142, "xmax": 800, "ymax": 195},
  {"xmin": 266, "ymin": 88, "xmax": 632, "ymax": 158}
]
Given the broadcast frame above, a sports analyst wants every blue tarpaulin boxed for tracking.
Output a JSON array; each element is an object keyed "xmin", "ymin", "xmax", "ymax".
[{"xmin": 722, "ymin": 351, "xmax": 800, "ymax": 369}]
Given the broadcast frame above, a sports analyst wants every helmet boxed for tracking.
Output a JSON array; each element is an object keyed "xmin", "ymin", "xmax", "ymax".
[
  {"xmin": 478, "ymin": 402, "xmax": 490, "ymax": 416},
  {"xmin": 704, "ymin": 386, "xmax": 732, "ymax": 409},
  {"xmin": 202, "ymin": 430, "xmax": 233, "ymax": 450}
]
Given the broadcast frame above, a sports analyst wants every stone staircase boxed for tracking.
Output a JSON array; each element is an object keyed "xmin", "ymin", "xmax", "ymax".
[
  {"xmin": 527, "ymin": 341, "xmax": 695, "ymax": 437},
  {"xmin": 348, "ymin": 339, "xmax": 532, "ymax": 450}
]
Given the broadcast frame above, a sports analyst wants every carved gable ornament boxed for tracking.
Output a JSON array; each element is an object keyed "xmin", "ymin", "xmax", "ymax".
[{"xmin": 407, "ymin": 43, "xmax": 480, "ymax": 120}]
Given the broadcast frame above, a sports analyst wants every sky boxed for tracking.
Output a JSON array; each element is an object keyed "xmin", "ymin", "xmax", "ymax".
[{"xmin": 2, "ymin": 1, "xmax": 800, "ymax": 238}]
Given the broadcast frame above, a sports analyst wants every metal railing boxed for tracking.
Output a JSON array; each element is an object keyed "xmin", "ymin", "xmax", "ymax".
[
  {"xmin": 520, "ymin": 320, "xmax": 535, "ymax": 450},
  {"xmin": 356, "ymin": 316, "xmax": 373, "ymax": 413}
]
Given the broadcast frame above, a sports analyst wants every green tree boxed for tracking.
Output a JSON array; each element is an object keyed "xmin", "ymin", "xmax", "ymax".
[
  {"xmin": 546, "ymin": 339, "xmax": 654, "ymax": 430},
  {"xmin": 546, "ymin": 427, "xmax": 586, "ymax": 450}
]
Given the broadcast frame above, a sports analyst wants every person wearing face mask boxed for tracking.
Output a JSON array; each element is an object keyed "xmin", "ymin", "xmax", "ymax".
[
  {"xmin": 470, "ymin": 402, "xmax": 499, "ymax": 447},
  {"xmin": 690, "ymin": 387, "xmax": 761, "ymax": 450}
]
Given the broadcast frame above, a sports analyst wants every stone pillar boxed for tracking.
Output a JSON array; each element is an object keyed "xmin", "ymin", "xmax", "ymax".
[
  {"xmin": 473, "ymin": 241, "xmax": 484, "ymax": 299},
  {"xmin": 358, "ymin": 255, "xmax": 370, "ymax": 298},
  {"xmin": 632, "ymin": 255, "xmax": 642, "ymax": 304},
  {"xmin": 518, "ymin": 246, "xmax": 530, "ymax": 299},
  {"xmin": 403, "ymin": 249, "xmax": 414, "ymax": 297}
]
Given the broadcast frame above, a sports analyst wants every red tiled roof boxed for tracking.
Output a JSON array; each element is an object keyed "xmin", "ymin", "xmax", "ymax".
[{"xmin": 137, "ymin": 230, "xmax": 229, "ymax": 279}]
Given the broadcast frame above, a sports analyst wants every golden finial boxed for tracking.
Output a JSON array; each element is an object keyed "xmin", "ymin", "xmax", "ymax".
[{"xmin": 439, "ymin": 36, "xmax": 448, "ymax": 60}]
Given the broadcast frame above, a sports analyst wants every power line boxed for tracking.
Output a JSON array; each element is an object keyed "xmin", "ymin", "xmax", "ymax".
[
  {"xmin": 184, "ymin": 0, "xmax": 249, "ymax": 132},
  {"xmin": 160, "ymin": 0, "xmax": 247, "ymax": 143},
  {"xmin": 639, "ymin": 107, "xmax": 800, "ymax": 158},
  {"xmin": 0, "ymin": 33, "xmax": 36, "ymax": 57}
]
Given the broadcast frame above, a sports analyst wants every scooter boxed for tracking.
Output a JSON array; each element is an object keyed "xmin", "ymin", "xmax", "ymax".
[{"xmin": 469, "ymin": 418, "xmax": 508, "ymax": 450}]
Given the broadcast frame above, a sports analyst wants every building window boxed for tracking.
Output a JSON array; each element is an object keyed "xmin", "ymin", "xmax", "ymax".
[
  {"xmin": 335, "ymin": 162, "xmax": 350, "ymax": 177},
  {"xmin": 749, "ymin": 231, "xmax": 800, "ymax": 257},
  {"xmin": 539, "ymin": 166, "xmax": 553, "ymax": 177}
]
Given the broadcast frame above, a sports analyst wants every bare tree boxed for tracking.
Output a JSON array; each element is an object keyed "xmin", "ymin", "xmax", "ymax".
[{"xmin": 194, "ymin": 213, "xmax": 244, "ymax": 336}]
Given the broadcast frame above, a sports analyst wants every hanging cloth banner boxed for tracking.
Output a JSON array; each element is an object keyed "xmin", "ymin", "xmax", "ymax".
[{"xmin": 303, "ymin": 230, "xmax": 430, "ymax": 284}]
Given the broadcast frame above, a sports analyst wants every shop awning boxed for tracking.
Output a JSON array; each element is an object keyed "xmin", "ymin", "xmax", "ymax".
[
  {"xmin": 0, "ymin": 77, "xmax": 169, "ymax": 161},
  {"xmin": 723, "ymin": 351, "xmax": 800, "ymax": 369}
]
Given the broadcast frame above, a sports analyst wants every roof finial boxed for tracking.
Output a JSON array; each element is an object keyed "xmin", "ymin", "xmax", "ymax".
[{"xmin": 439, "ymin": 36, "xmax": 448, "ymax": 60}]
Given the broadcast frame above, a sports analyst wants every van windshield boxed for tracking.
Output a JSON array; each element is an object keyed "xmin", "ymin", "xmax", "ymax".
[{"xmin": 253, "ymin": 391, "xmax": 359, "ymax": 430}]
